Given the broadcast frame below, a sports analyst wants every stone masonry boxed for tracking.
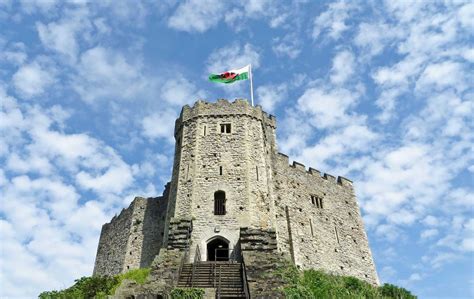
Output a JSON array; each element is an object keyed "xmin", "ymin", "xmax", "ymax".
[{"xmin": 93, "ymin": 99, "xmax": 379, "ymax": 290}]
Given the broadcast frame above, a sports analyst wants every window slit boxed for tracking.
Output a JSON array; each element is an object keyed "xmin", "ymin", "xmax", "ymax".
[
  {"xmin": 310, "ymin": 219, "xmax": 314, "ymax": 236},
  {"xmin": 335, "ymin": 226, "xmax": 340, "ymax": 244},
  {"xmin": 256, "ymin": 166, "xmax": 259, "ymax": 181},
  {"xmin": 204, "ymin": 125, "xmax": 207, "ymax": 136},
  {"xmin": 219, "ymin": 166, "xmax": 223, "ymax": 175}
]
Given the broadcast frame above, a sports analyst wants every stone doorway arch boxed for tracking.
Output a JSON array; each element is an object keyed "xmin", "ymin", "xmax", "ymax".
[{"xmin": 206, "ymin": 236, "xmax": 230, "ymax": 261}]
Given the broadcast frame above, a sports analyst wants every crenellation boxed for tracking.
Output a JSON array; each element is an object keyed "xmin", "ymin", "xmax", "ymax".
[
  {"xmin": 337, "ymin": 176, "xmax": 353, "ymax": 187},
  {"xmin": 291, "ymin": 161, "xmax": 306, "ymax": 171},
  {"xmin": 323, "ymin": 173, "xmax": 336, "ymax": 182},
  {"xmin": 94, "ymin": 99, "xmax": 379, "ymax": 291},
  {"xmin": 308, "ymin": 167, "xmax": 321, "ymax": 175}
]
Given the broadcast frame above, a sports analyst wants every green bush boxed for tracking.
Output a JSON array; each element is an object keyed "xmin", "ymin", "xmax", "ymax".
[
  {"xmin": 170, "ymin": 287, "xmax": 205, "ymax": 299},
  {"xmin": 280, "ymin": 266, "xmax": 416, "ymax": 299},
  {"xmin": 38, "ymin": 268, "xmax": 150, "ymax": 299},
  {"xmin": 379, "ymin": 283, "xmax": 416, "ymax": 299},
  {"xmin": 39, "ymin": 276, "xmax": 119, "ymax": 299}
]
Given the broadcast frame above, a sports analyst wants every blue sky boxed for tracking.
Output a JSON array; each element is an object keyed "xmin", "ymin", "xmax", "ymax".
[{"xmin": 0, "ymin": 0, "xmax": 473, "ymax": 298}]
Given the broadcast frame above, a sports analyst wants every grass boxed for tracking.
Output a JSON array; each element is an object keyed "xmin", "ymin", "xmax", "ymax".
[
  {"xmin": 279, "ymin": 266, "xmax": 417, "ymax": 299},
  {"xmin": 39, "ymin": 268, "xmax": 151, "ymax": 299}
]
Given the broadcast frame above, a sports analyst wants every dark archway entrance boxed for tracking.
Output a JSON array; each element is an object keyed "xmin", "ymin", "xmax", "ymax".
[{"xmin": 207, "ymin": 237, "xmax": 229, "ymax": 261}]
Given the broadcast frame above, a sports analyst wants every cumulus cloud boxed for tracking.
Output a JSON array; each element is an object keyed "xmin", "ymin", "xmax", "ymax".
[
  {"xmin": 168, "ymin": 0, "xmax": 228, "ymax": 33},
  {"xmin": 312, "ymin": 0, "xmax": 353, "ymax": 41},
  {"xmin": 12, "ymin": 60, "xmax": 55, "ymax": 99},
  {"xmin": 73, "ymin": 46, "xmax": 153, "ymax": 104},
  {"xmin": 297, "ymin": 87, "xmax": 359, "ymax": 129},
  {"xmin": 256, "ymin": 83, "xmax": 287, "ymax": 113},
  {"xmin": 168, "ymin": 0, "xmax": 288, "ymax": 33},
  {"xmin": 36, "ymin": 8, "xmax": 91, "ymax": 61},
  {"xmin": 272, "ymin": 34, "xmax": 301, "ymax": 59},
  {"xmin": 206, "ymin": 42, "xmax": 260, "ymax": 74},
  {"xmin": 0, "ymin": 88, "xmax": 161, "ymax": 297},
  {"xmin": 330, "ymin": 50, "xmax": 355, "ymax": 85}
]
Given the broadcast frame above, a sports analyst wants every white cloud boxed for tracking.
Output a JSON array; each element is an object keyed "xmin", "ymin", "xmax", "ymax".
[
  {"xmin": 142, "ymin": 109, "xmax": 178, "ymax": 142},
  {"xmin": 161, "ymin": 75, "xmax": 207, "ymax": 107},
  {"xmin": 168, "ymin": 0, "xmax": 227, "ymax": 33},
  {"xmin": 421, "ymin": 229, "xmax": 438, "ymax": 239},
  {"xmin": 0, "ymin": 41, "xmax": 27, "ymax": 65},
  {"xmin": 73, "ymin": 46, "xmax": 153, "ymax": 104},
  {"xmin": 297, "ymin": 87, "xmax": 358, "ymax": 129},
  {"xmin": 354, "ymin": 22, "xmax": 401, "ymax": 58},
  {"xmin": 256, "ymin": 83, "xmax": 287, "ymax": 113},
  {"xmin": 206, "ymin": 42, "xmax": 260, "ymax": 74},
  {"xmin": 312, "ymin": 0, "xmax": 353, "ymax": 41},
  {"xmin": 297, "ymin": 124, "xmax": 377, "ymax": 170},
  {"xmin": 272, "ymin": 34, "xmax": 301, "ymax": 59},
  {"xmin": 167, "ymin": 0, "xmax": 287, "ymax": 33},
  {"xmin": 330, "ymin": 50, "xmax": 355, "ymax": 85},
  {"xmin": 416, "ymin": 61, "xmax": 466, "ymax": 93},
  {"xmin": 36, "ymin": 9, "xmax": 91, "ymax": 61},
  {"xmin": 12, "ymin": 60, "xmax": 55, "ymax": 99}
]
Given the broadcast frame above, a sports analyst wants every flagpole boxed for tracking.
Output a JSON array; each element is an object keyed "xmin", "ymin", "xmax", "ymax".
[{"xmin": 249, "ymin": 64, "xmax": 254, "ymax": 106}]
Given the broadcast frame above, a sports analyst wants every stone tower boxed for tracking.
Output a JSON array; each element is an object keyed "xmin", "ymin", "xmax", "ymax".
[{"xmin": 93, "ymin": 99, "xmax": 379, "ymax": 296}]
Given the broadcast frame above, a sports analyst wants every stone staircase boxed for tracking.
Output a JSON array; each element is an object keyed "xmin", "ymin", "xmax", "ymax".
[{"xmin": 177, "ymin": 261, "xmax": 247, "ymax": 298}]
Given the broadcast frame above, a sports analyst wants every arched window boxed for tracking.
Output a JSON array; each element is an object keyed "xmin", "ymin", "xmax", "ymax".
[{"xmin": 214, "ymin": 191, "xmax": 226, "ymax": 215}]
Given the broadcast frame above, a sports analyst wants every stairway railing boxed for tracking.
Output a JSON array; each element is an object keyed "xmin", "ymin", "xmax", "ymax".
[
  {"xmin": 191, "ymin": 245, "xmax": 201, "ymax": 287},
  {"xmin": 216, "ymin": 263, "xmax": 222, "ymax": 299},
  {"xmin": 176, "ymin": 235, "xmax": 190, "ymax": 286},
  {"xmin": 241, "ymin": 257, "xmax": 251, "ymax": 299}
]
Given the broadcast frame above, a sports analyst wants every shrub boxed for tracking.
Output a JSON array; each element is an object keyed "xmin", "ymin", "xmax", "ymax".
[
  {"xmin": 379, "ymin": 283, "xmax": 416, "ymax": 299},
  {"xmin": 38, "ymin": 268, "xmax": 150, "ymax": 299},
  {"xmin": 170, "ymin": 288, "xmax": 205, "ymax": 299},
  {"xmin": 280, "ymin": 266, "xmax": 416, "ymax": 299}
]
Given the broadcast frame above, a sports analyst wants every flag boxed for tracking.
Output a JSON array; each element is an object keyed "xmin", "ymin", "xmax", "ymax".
[{"xmin": 209, "ymin": 65, "xmax": 250, "ymax": 84}]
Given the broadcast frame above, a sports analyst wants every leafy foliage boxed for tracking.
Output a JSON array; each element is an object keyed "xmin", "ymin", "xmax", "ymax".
[
  {"xmin": 38, "ymin": 268, "xmax": 150, "ymax": 299},
  {"xmin": 170, "ymin": 288, "xmax": 205, "ymax": 299},
  {"xmin": 280, "ymin": 266, "xmax": 416, "ymax": 299},
  {"xmin": 39, "ymin": 276, "xmax": 118, "ymax": 299}
]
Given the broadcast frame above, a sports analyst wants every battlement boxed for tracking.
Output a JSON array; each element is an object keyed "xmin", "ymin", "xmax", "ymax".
[
  {"xmin": 275, "ymin": 152, "xmax": 353, "ymax": 188},
  {"xmin": 175, "ymin": 99, "xmax": 276, "ymax": 136}
]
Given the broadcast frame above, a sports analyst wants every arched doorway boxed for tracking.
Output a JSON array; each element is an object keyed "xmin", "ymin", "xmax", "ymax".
[{"xmin": 207, "ymin": 237, "xmax": 229, "ymax": 261}]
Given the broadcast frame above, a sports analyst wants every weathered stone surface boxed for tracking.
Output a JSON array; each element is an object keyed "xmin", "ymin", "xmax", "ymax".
[
  {"xmin": 93, "ymin": 99, "xmax": 379, "ymax": 296},
  {"xmin": 93, "ymin": 184, "xmax": 170, "ymax": 276}
]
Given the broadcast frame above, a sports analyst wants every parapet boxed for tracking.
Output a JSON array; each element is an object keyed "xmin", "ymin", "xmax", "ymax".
[
  {"xmin": 175, "ymin": 99, "xmax": 276, "ymax": 135},
  {"xmin": 274, "ymin": 152, "xmax": 353, "ymax": 189}
]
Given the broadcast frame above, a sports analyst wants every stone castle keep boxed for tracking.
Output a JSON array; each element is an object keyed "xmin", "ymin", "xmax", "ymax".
[{"xmin": 93, "ymin": 99, "xmax": 379, "ymax": 297}]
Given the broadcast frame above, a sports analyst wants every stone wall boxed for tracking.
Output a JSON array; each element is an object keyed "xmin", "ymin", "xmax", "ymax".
[
  {"xmin": 166, "ymin": 99, "xmax": 279, "ymax": 262},
  {"xmin": 93, "ymin": 98, "xmax": 379, "ymax": 288},
  {"xmin": 114, "ymin": 217, "xmax": 192, "ymax": 297},
  {"xmin": 272, "ymin": 153, "xmax": 379, "ymax": 285},
  {"xmin": 240, "ymin": 227, "xmax": 287, "ymax": 298},
  {"xmin": 93, "ymin": 191, "xmax": 169, "ymax": 276}
]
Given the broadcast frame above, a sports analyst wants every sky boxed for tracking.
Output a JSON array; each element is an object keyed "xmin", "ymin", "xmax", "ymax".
[{"xmin": 0, "ymin": 0, "xmax": 472, "ymax": 298}]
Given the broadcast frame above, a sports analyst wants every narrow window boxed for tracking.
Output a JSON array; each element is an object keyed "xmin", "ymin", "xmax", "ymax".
[
  {"xmin": 219, "ymin": 166, "xmax": 223, "ymax": 175},
  {"xmin": 309, "ymin": 219, "xmax": 314, "ymax": 236},
  {"xmin": 256, "ymin": 166, "xmax": 259, "ymax": 181},
  {"xmin": 334, "ymin": 226, "xmax": 340, "ymax": 244},
  {"xmin": 203, "ymin": 125, "xmax": 207, "ymax": 136},
  {"xmin": 311, "ymin": 195, "xmax": 323, "ymax": 209},
  {"xmin": 214, "ymin": 191, "xmax": 226, "ymax": 215},
  {"xmin": 220, "ymin": 124, "xmax": 231, "ymax": 133}
]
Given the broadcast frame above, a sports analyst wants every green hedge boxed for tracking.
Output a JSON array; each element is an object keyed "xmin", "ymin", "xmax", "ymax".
[
  {"xmin": 280, "ymin": 266, "xmax": 416, "ymax": 299},
  {"xmin": 38, "ymin": 268, "xmax": 151, "ymax": 299}
]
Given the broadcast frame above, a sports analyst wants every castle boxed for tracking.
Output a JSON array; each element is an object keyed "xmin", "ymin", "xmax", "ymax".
[{"xmin": 93, "ymin": 99, "xmax": 379, "ymax": 297}]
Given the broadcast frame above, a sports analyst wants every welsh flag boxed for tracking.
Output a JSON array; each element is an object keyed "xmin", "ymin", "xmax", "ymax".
[{"xmin": 209, "ymin": 65, "xmax": 250, "ymax": 84}]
